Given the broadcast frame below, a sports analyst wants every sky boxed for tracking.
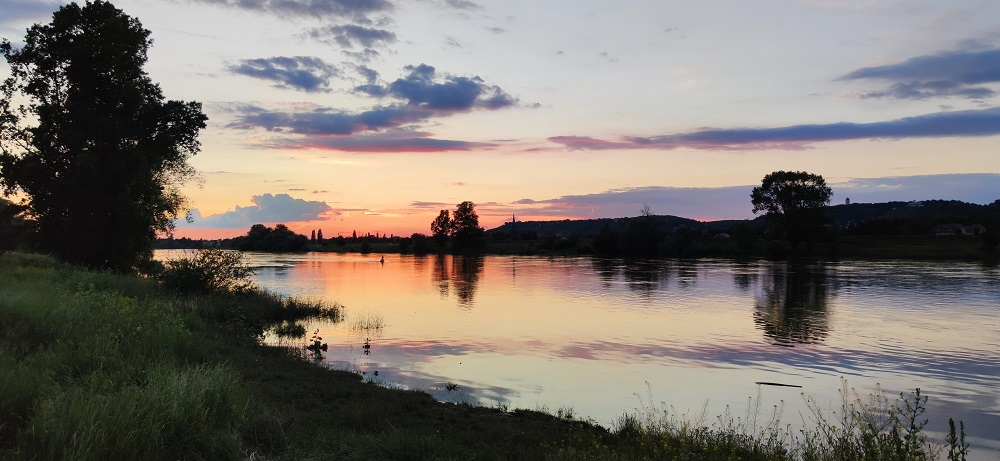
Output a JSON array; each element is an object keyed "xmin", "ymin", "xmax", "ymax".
[{"xmin": 2, "ymin": 0, "xmax": 1000, "ymax": 239}]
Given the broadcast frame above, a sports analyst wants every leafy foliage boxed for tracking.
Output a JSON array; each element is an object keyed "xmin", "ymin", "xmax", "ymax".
[
  {"xmin": 0, "ymin": 1, "xmax": 207, "ymax": 271},
  {"xmin": 751, "ymin": 171, "xmax": 832, "ymax": 251},
  {"xmin": 160, "ymin": 249, "xmax": 255, "ymax": 295}
]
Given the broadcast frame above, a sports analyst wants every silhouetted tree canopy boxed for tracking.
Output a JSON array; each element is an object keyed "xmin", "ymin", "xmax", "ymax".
[
  {"xmin": 233, "ymin": 224, "xmax": 308, "ymax": 252},
  {"xmin": 450, "ymin": 201, "xmax": 485, "ymax": 251},
  {"xmin": 431, "ymin": 209, "xmax": 453, "ymax": 245},
  {"xmin": 0, "ymin": 1, "xmax": 207, "ymax": 271},
  {"xmin": 429, "ymin": 202, "xmax": 485, "ymax": 251},
  {"xmin": 751, "ymin": 171, "xmax": 832, "ymax": 251}
]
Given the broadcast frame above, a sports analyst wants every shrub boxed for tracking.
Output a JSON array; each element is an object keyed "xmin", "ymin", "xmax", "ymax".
[{"xmin": 159, "ymin": 249, "xmax": 255, "ymax": 295}]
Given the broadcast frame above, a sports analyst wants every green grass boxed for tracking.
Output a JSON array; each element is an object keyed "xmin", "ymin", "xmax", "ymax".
[{"xmin": 0, "ymin": 251, "xmax": 977, "ymax": 460}]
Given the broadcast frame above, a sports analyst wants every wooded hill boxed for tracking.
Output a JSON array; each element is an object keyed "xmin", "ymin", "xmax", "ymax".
[{"xmin": 488, "ymin": 199, "xmax": 1000, "ymax": 238}]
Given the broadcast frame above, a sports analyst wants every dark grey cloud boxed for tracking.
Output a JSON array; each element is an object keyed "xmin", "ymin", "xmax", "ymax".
[
  {"xmin": 190, "ymin": 0, "xmax": 392, "ymax": 22},
  {"xmin": 484, "ymin": 26, "xmax": 505, "ymax": 34},
  {"xmin": 229, "ymin": 56, "xmax": 338, "ymax": 92},
  {"xmin": 225, "ymin": 63, "xmax": 516, "ymax": 151},
  {"xmin": 550, "ymin": 107, "xmax": 1000, "ymax": 151},
  {"xmin": 269, "ymin": 132, "xmax": 496, "ymax": 152},
  {"xmin": 305, "ymin": 24, "xmax": 397, "ymax": 49},
  {"xmin": 228, "ymin": 105, "xmax": 428, "ymax": 134},
  {"xmin": 840, "ymin": 48, "xmax": 1000, "ymax": 100},
  {"xmin": 356, "ymin": 63, "xmax": 516, "ymax": 110},
  {"xmin": 181, "ymin": 193, "xmax": 332, "ymax": 228}
]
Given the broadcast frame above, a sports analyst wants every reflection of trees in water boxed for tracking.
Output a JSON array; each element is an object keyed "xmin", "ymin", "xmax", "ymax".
[
  {"xmin": 592, "ymin": 258, "xmax": 621, "ymax": 288},
  {"xmin": 731, "ymin": 260, "xmax": 758, "ymax": 292},
  {"xmin": 623, "ymin": 260, "xmax": 672, "ymax": 297},
  {"xmin": 431, "ymin": 255, "xmax": 484, "ymax": 308},
  {"xmin": 753, "ymin": 262, "xmax": 833, "ymax": 347}
]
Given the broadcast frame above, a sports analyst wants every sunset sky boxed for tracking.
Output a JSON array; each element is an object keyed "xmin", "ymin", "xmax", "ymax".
[{"xmin": 3, "ymin": 0, "xmax": 1000, "ymax": 239}]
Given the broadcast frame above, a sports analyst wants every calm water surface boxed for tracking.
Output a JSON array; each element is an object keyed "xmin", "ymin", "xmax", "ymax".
[{"xmin": 159, "ymin": 251, "xmax": 1000, "ymax": 457}]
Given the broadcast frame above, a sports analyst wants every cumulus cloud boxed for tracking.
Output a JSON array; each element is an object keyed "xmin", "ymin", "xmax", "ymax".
[
  {"xmin": 229, "ymin": 56, "xmax": 338, "ymax": 92},
  {"xmin": 189, "ymin": 0, "xmax": 392, "ymax": 22},
  {"xmin": 181, "ymin": 193, "xmax": 332, "ymax": 228},
  {"xmin": 549, "ymin": 107, "xmax": 1000, "ymax": 151},
  {"xmin": 839, "ymin": 48, "xmax": 1000, "ymax": 100},
  {"xmin": 304, "ymin": 24, "xmax": 397, "ymax": 49},
  {"xmin": 356, "ymin": 63, "xmax": 517, "ymax": 110}
]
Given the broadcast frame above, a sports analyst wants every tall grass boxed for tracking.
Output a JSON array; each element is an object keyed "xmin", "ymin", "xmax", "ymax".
[
  {"xmin": 0, "ymin": 253, "xmax": 243, "ymax": 460},
  {"xmin": 592, "ymin": 381, "xmax": 970, "ymax": 461}
]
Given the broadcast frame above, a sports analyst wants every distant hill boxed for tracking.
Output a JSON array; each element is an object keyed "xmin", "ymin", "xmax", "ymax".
[
  {"xmin": 488, "ymin": 215, "xmax": 759, "ymax": 238},
  {"xmin": 488, "ymin": 199, "xmax": 1000, "ymax": 237}
]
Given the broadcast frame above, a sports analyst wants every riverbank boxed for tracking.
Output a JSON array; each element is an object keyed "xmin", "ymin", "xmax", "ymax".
[
  {"xmin": 0, "ymin": 252, "xmax": 973, "ymax": 460},
  {"xmin": 303, "ymin": 234, "xmax": 997, "ymax": 263}
]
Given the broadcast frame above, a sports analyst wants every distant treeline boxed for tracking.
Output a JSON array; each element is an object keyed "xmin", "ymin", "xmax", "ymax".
[{"xmin": 153, "ymin": 199, "xmax": 1000, "ymax": 258}]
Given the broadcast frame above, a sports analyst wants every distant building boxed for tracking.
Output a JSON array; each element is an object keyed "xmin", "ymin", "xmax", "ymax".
[
  {"xmin": 932, "ymin": 223, "xmax": 986, "ymax": 235},
  {"xmin": 908, "ymin": 201, "xmax": 924, "ymax": 207},
  {"xmin": 845, "ymin": 197, "xmax": 851, "ymax": 205}
]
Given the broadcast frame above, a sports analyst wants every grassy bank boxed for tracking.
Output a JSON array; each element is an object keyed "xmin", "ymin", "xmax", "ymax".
[{"xmin": 0, "ymin": 252, "xmax": 976, "ymax": 460}]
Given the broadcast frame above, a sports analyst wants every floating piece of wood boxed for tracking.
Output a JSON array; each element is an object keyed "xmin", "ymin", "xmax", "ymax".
[{"xmin": 755, "ymin": 381, "xmax": 802, "ymax": 388}]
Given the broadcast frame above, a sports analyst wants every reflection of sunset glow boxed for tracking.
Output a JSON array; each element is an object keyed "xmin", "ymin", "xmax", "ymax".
[{"xmin": 158, "ymin": 251, "xmax": 1000, "ymax": 458}]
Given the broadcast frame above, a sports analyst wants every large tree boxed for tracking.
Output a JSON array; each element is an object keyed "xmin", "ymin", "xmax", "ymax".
[
  {"xmin": 751, "ymin": 171, "xmax": 832, "ymax": 251},
  {"xmin": 451, "ymin": 201, "xmax": 485, "ymax": 251},
  {"xmin": 0, "ymin": 1, "xmax": 207, "ymax": 271}
]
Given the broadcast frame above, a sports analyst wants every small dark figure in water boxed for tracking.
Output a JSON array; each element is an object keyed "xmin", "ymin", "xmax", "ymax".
[
  {"xmin": 379, "ymin": 255, "xmax": 385, "ymax": 263},
  {"xmin": 363, "ymin": 337, "xmax": 371, "ymax": 355}
]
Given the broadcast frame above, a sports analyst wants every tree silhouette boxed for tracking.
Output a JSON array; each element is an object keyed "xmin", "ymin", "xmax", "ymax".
[
  {"xmin": 451, "ymin": 201, "xmax": 485, "ymax": 251},
  {"xmin": 431, "ymin": 209, "xmax": 453, "ymax": 246},
  {"xmin": 751, "ymin": 171, "xmax": 832, "ymax": 252},
  {"xmin": 0, "ymin": 1, "xmax": 207, "ymax": 271}
]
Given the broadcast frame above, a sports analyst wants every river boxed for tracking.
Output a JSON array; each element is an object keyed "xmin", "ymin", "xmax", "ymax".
[{"xmin": 158, "ymin": 251, "xmax": 1000, "ymax": 457}]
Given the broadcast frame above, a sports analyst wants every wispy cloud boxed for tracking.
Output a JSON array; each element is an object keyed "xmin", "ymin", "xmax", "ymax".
[
  {"xmin": 839, "ymin": 48, "xmax": 1000, "ymax": 100},
  {"xmin": 444, "ymin": 0, "xmax": 481, "ymax": 10},
  {"xmin": 834, "ymin": 173, "xmax": 1000, "ymax": 204},
  {"xmin": 503, "ymin": 186, "xmax": 756, "ymax": 220},
  {"xmin": 1, "ymin": 0, "xmax": 59, "ymax": 25},
  {"xmin": 225, "ymin": 63, "xmax": 516, "ymax": 152},
  {"xmin": 304, "ymin": 24, "xmax": 397, "ymax": 49},
  {"xmin": 229, "ymin": 56, "xmax": 338, "ymax": 93},
  {"xmin": 189, "ymin": 0, "xmax": 392, "ymax": 22},
  {"xmin": 268, "ymin": 131, "xmax": 497, "ymax": 152},
  {"xmin": 181, "ymin": 193, "xmax": 333, "ymax": 228},
  {"xmin": 229, "ymin": 105, "xmax": 430, "ymax": 134},
  {"xmin": 550, "ymin": 107, "xmax": 1000, "ymax": 151},
  {"xmin": 495, "ymin": 174, "xmax": 1000, "ymax": 222}
]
